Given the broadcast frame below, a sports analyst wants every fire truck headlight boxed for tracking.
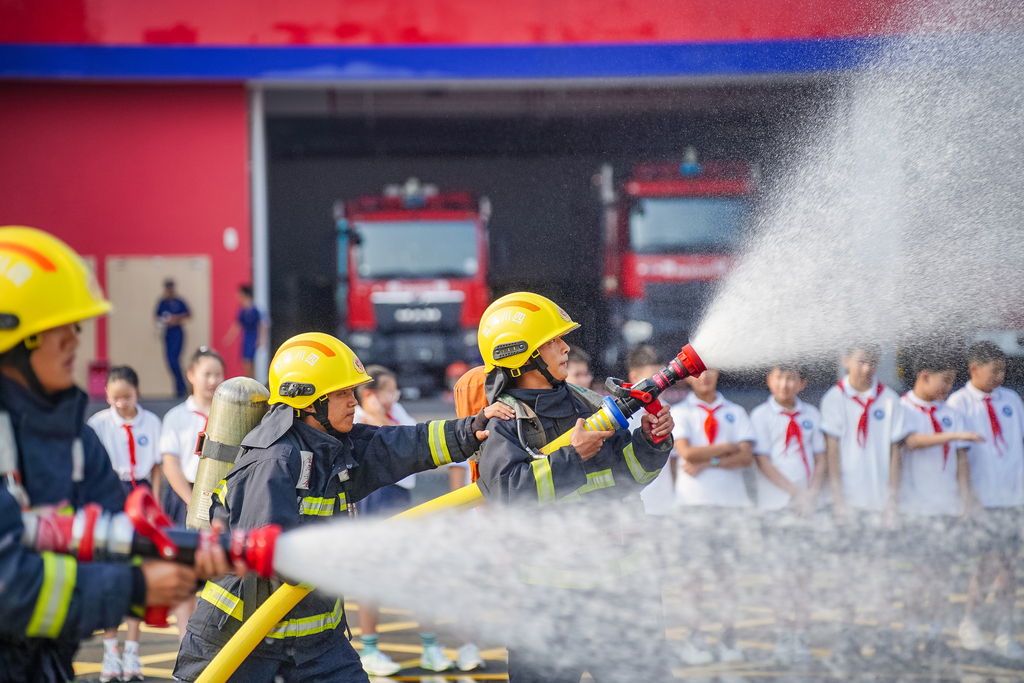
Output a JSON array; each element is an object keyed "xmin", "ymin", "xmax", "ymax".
[
  {"xmin": 622, "ymin": 320, "xmax": 654, "ymax": 345},
  {"xmin": 349, "ymin": 333, "xmax": 373, "ymax": 349}
]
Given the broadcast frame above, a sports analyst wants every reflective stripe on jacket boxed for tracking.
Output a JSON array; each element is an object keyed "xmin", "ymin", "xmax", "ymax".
[{"xmin": 183, "ymin": 403, "xmax": 482, "ymax": 661}]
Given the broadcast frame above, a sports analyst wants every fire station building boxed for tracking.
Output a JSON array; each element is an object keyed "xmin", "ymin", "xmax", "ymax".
[{"xmin": 0, "ymin": 1, "xmax": 903, "ymax": 394}]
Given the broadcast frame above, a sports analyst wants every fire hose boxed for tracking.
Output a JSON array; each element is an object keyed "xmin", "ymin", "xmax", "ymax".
[
  {"xmin": 20, "ymin": 487, "xmax": 282, "ymax": 629},
  {"xmin": 23, "ymin": 344, "xmax": 705, "ymax": 681},
  {"xmin": 194, "ymin": 344, "xmax": 705, "ymax": 682},
  {"xmin": 397, "ymin": 342, "xmax": 706, "ymax": 519}
]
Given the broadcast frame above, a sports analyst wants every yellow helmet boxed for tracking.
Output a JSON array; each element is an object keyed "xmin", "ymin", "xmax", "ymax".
[
  {"xmin": 0, "ymin": 226, "xmax": 111, "ymax": 355},
  {"xmin": 268, "ymin": 332, "xmax": 372, "ymax": 409},
  {"xmin": 478, "ymin": 292, "xmax": 580, "ymax": 372}
]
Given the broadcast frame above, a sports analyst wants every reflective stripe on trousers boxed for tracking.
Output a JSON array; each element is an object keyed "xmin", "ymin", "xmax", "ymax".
[{"xmin": 26, "ymin": 552, "xmax": 77, "ymax": 638}]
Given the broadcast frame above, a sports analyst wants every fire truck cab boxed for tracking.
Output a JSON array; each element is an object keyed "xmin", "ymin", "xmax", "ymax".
[
  {"xmin": 600, "ymin": 149, "xmax": 755, "ymax": 367},
  {"xmin": 336, "ymin": 179, "xmax": 490, "ymax": 396}
]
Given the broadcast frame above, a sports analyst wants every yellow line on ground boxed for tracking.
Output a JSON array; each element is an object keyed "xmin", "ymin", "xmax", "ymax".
[
  {"xmin": 139, "ymin": 651, "xmax": 180, "ymax": 665},
  {"xmin": 349, "ymin": 620, "xmax": 421, "ymax": 637}
]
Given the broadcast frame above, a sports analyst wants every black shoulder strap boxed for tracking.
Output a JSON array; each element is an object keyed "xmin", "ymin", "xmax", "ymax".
[{"xmin": 497, "ymin": 394, "xmax": 548, "ymax": 452}]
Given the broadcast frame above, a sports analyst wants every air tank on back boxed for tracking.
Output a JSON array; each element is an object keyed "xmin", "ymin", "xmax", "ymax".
[{"xmin": 186, "ymin": 377, "xmax": 271, "ymax": 530}]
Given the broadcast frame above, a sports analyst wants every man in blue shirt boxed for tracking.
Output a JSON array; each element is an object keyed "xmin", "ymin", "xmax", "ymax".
[{"xmin": 155, "ymin": 279, "xmax": 190, "ymax": 397}]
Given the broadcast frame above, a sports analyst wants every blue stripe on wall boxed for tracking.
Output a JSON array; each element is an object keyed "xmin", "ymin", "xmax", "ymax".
[{"xmin": 0, "ymin": 38, "xmax": 883, "ymax": 81}]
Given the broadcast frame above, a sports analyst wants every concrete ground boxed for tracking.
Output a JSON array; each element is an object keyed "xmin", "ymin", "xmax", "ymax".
[{"xmin": 73, "ymin": 395, "xmax": 1024, "ymax": 681}]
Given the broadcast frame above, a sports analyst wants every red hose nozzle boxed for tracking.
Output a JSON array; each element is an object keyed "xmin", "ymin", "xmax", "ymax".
[
  {"xmin": 678, "ymin": 344, "xmax": 706, "ymax": 378},
  {"xmin": 245, "ymin": 525, "xmax": 282, "ymax": 579}
]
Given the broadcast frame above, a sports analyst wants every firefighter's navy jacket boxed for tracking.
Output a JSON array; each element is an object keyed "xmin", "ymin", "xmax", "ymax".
[
  {"xmin": 179, "ymin": 403, "xmax": 483, "ymax": 669},
  {"xmin": 476, "ymin": 383, "xmax": 673, "ymax": 508},
  {"xmin": 476, "ymin": 383, "xmax": 673, "ymax": 590},
  {"xmin": 0, "ymin": 377, "xmax": 136, "ymax": 681}
]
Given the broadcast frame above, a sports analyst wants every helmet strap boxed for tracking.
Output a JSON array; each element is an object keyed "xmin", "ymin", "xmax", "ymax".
[
  {"xmin": 520, "ymin": 350, "xmax": 559, "ymax": 387},
  {"xmin": 311, "ymin": 395, "xmax": 344, "ymax": 438},
  {"xmin": 0, "ymin": 340, "xmax": 51, "ymax": 400}
]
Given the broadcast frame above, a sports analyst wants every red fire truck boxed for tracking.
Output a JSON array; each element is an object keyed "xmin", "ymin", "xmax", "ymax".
[
  {"xmin": 599, "ymin": 149, "xmax": 756, "ymax": 367},
  {"xmin": 335, "ymin": 179, "xmax": 490, "ymax": 396}
]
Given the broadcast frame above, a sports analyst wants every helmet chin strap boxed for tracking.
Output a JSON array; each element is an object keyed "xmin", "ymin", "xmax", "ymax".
[
  {"xmin": 0, "ymin": 338, "xmax": 51, "ymax": 400},
  {"xmin": 296, "ymin": 395, "xmax": 344, "ymax": 438},
  {"xmin": 520, "ymin": 350, "xmax": 560, "ymax": 387}
]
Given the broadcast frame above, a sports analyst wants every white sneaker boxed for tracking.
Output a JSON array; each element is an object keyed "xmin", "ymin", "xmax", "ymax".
[
  {"xmin": 792, "ymin": 630, "xmax": 814, "ymax": 664},
  {"xmin": 361, "ymin": 649, "xmax": 402, "ymax": 677},
  {"xmin": 99, "ymin": 651, "xmax": 122, "ymax": 683},
  {"xmin": 420, "ymin": 644, "xmax": 455, "ymax": 672},
  {"xmin": 773, "ymin": 629, "xmax": 793, "ymax": 664},
  {"xmin": 959, "ymin": 618, "xmax": 988, "ymax": 651},
  {"xmin": 719, "ymin": 641, "xmax": 744, "ymax": 664},
  {"xmin": 679, "ymin": 639, "xmax": 714, "ymax": 665},
  {"xmin": 995, "ymin": 632, "xmax": 1024, "ymax": 660},
  {"xmin": 121, "ymin": 650, "xmax": 144, "ymax": 682},
  {"xmin": 456, "ymin": 643, "xmax": 486, "ymax": 671}
]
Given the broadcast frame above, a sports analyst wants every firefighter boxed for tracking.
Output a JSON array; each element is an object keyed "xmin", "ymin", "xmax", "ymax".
[
  {"xmin": 474, "ymin": 292, "xmax": 676, "ymax": 683},
  {"xmin": 0, "ymin": 227, "xmax": 229, "ymax": 683},
  {"xmin": 174, "ymin": 332, "xmax": 494, "ymax": 682}
]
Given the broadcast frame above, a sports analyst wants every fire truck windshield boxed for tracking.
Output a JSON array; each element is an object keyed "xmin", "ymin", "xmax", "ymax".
[
  {"xmin": 354, "ymin": 219, "xmax": 479, "ymax": 280},
  {"xmin": 629, "ymin": 197, "xmax": 748, "ymax": 254}
]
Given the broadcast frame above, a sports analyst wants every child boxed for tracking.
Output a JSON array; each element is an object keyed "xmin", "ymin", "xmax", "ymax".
[
  {"xmin": 626, "ymin": 345, "xmax": 679, "ymax": 516},
  {"xmin": 353, "ymin": 366, "xmax": 429, "ymax": 675},
  {"xmin": 566, "ymin": 345, "xmax": 594, "ymax": 389},
  {"xmin": 356, "ymin": 366, "xmax": 511, "ymax": 676},
  {"xmin": 87, "ymin": 365, "xmax": 165, "ymax": 682},
  {"xmin": 750, "ymin": 365, "xmax": 826, "ymax": 664},
  {"xmin": 820, "ymin": 343, "xmax": 908, "ymax": 668},
  {"xmin": 222, "ymin": 284, "xmax": 266, "ymax": 379},
  {"xmin": 897, "ymin": 349, "xmax": 983, "ymax": 662},
  {"xmin": 671, "ymin": 367, "xmax": 755, "ymax": 665},
  {"xmin": 160, "ymin": 346, "xmax": 225, "ymax": 642},
  {"xmin": 947, "ymin": 341, "xmax": 1024, "ymax": 659}
]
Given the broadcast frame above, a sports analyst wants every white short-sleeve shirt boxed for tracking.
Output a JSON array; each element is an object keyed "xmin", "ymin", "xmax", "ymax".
[
  {"xmin": 627, "ymin": 405, "xmax": 677, "ymax": 516},
  {"xmin": 671, "ymin": 391, "xmax": 755, "ymax": 508},
  {"xmin": 899, "ymin": 391, "xmax": 969, "ymax": 516},
  {"xmin": 354, "ymin": 401, "xmax": 417, "ymax": 489},
  {"xmin": 946, "ymin": 382, "xmax": 1024, "ymax": 507},
  {"xmin": 159, "ymin": 396, "xmax": 208, "ymax": 483},
  {"xmin": 87, "ymin": 406, "xmax": 163, "ymax": 482},
  {"xmin": 750, "ymin": 397, "xmax": 826, "ymax": 511},
  {"xmin": 819, "ymin": 377, "xmax": 908, "ymax": 511}
]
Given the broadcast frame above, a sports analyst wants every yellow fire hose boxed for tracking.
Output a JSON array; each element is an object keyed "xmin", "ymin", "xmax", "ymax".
[
  {"xmin": 193, "ymin": 479, "xmax": 492, "ymax": 682},
  {"xmin": 195, "ymin": 422, "xmax": 586, "ymax": 682}
]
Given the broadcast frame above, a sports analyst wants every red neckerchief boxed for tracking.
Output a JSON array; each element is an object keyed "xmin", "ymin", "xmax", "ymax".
[
  {"xmin": 983, "ymin": 395, "xmax": 1007, "ymax": 456},
  {"xmin": 838, "ymin": 380, "xmax": 884, "ymax": 447},
  {"xmin": 122, "ymin": 423, "xmax": 137, "ymax": 487},
  {"xmin": 781, "ymin": 408, "xmax": 811, "ymax": 482},
  {"xmin": 905, "ymin": 394, "xmax": 949, "ymax": 469},
  {"xmin": 697, "ymin": 403, "xmax": 721, "ymax": 444}
]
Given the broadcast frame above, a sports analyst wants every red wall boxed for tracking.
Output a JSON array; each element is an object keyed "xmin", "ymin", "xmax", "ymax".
[
  {"xmin": 0, "ymin": 82, "xmax": 251, "ymax": 379},
  {"xmin": 1, "ymin": 0, "xmax": 908, "ymax": 45}
]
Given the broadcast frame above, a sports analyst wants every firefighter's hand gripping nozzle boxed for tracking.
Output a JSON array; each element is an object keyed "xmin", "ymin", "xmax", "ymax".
[
  {"xmin": 20, "ymin": 487, "xmax": 281, "ymax": 625},
  {"xmin": 539, "ymin": 343, "xmax": 706, "ymax": 455}
]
